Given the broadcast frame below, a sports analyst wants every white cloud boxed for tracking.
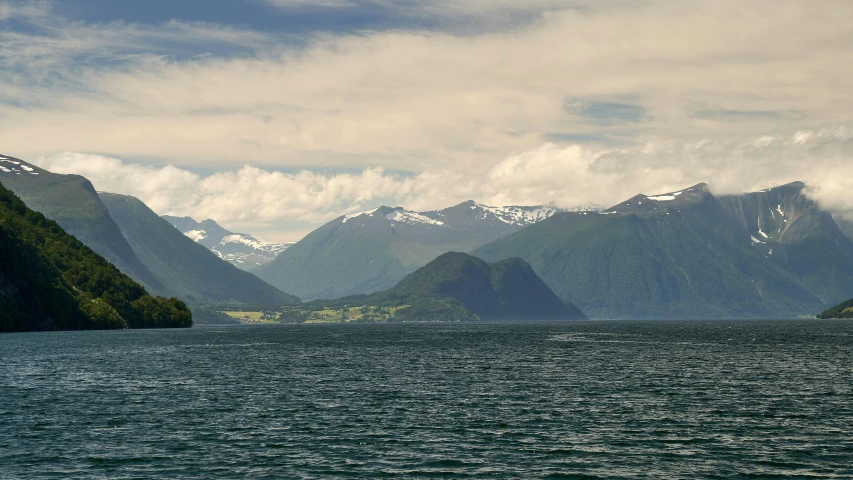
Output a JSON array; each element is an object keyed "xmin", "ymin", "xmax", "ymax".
[
  {"xmin": 0, "ymin": 0, "xmax": 50, "ymax": 21},
  {"xmin": 32, "ymin": 126, "xmax": 853, "ymax": 241},
  {"xmin": 4, "ymin": 0, "xmax": 853, "ymax": 241},
  {"xmin": 1, "ymin": 0, "xmax": 852, "ymax": 172}
]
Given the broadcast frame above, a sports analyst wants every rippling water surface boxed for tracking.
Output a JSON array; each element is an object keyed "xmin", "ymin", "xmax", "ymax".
[{"xmin": 2, "ymin": 320, "xmax": 853, "ymax": 479}]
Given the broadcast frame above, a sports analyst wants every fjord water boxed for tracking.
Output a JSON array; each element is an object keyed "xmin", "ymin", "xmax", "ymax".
[{"xmin": 2, "ymin": 322, "xmax": 852, "ymax": 479}]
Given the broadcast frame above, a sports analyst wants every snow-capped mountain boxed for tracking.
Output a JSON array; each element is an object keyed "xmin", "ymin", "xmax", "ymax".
[
  {"xmin": 254, "ymin": 200, "xmax": 563, "ymax": 300},
  {"xmin": 340, "ymin": 201, "xmax": 563, "ymax": 229},
  {"xmin": 162, "ymin": 216, "xmax": 293, "ymax": 270}
]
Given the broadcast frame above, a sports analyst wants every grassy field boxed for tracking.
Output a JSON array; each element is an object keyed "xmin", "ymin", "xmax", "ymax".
[
  {"xmin": 222, "ymin": 311, "xmax": 278, "ymax": 324},
  {"xmin": 219, "ymin": 305, "xmax": 411, "ymax": 324},
  {"xmin": 224, "ymin": 311, "xmax": 264, "ymax": 319}
]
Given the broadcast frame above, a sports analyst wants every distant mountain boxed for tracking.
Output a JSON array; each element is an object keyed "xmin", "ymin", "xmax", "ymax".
[
  {"xmin": 161, "ymin": 215, "xmax": 292, "ymax": 270},
  {"xmin": 0, "ymin": 182, "xmax": 191, "ymax": 332},
  {"xmin": 254, "ymin": 201, "xmax": 561, "ymax": 300},
  {"xmin": 817, "ymin": 298, "xmax": 853, "ymax": 319},
  {"xmin": 315, "ymin": 252, "xmax": 586, "ymax": 322},
  {"xmin": 100, "ymin": 193, "xmax": 299, "ymax": 306},
  {"xmin": 475, "ymin": 182, "xmax": 853, "ymax": 319}
]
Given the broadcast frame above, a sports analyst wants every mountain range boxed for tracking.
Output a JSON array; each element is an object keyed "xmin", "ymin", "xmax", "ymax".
[
  {"xmin": 0, "ymin": 155, "xmax": 297, "ymax": 307},
  {"xmin": 474, "ymin": 182, "xmax": 853, "ymax": 319},
  {"xmin": 253, "ymin": 201, "xmax": 561, "ymax": 300},
  {"xmin": 3, "ymin": 151, "xmax": 851, "ymax": 322},
  {"xmin": 0, "ymin": 182, "xmax": 191, "ymax": 332},
  {"xmin": 162, "ymin": 215, "xmax": 292, "ymax": 270}
]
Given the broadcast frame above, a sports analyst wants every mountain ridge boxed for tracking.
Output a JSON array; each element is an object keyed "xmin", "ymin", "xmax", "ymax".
[
  {"xmin": 0, "ymin": 154, "xmax": 298, "ymax": 307},
  {"xmin": 254, "ymin": 200, "xmax": 563, "ymax": 300},
  {"xmin": 0, "ymin": 154, "xmax": 163, "ymax": 291},
  {"xmin": 474, "ymin": 181, "xmax": 853, "ymax": 319},
  {"xmin": 0, "ymin": 182, "xmax": 191, "ymax": 332}
]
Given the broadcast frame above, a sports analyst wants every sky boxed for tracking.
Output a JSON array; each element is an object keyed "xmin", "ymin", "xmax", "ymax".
[{"xmin": 1, "ymin": 0, "xmax": 853, "ymax": 241}]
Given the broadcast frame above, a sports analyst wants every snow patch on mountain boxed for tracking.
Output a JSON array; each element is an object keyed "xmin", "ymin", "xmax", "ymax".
[
  {"xmin": 165, "ymin": 218, "xmax": 294, "ymax": 270},
  {"xmin": 342, "ymin": 207, "xmax": 381, "ymax": 223},
  {"xmin": 756, "ymin": 214, "xmax": 770, "ymax": 239},
  {"xmin": 647, "ymin": 191, "xmax": 684, "ymax": 201},
  {"xmin": 473, "ymin": 203, "xmax": 560, "ymax": 226},
  {"xmin": 386, "ymin": 210, "xmax": 445, "ymax": 226},
  {"xmin": 185, "ymin": 230, "xmax": 207, "ymax": 241},
  {"xmin": 217, "ymin": 234, "xmax": 291, "ymax": 255},
  {"xmin": 220, "ymin": 234, "xmax": 266, "ymax": 250}
]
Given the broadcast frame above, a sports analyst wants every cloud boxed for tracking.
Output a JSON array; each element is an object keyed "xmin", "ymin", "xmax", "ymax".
[
  {"xmin": 260, "ymin": 0, "xmax": 579, "ymax": 18},
  {"xmin": 262, "ymin": 0, "xmax": 355, "ymax": 7},
  {"xmin": 32, "ymin": 126, "xmax": 853, "ymax": 240},
  {"xmin": 0, "ymin": 0, "xmax": 50, "ymax": 21},
  {"xmin": 1, "ymin": 0, "xmax": 852, "ymax": 173}
]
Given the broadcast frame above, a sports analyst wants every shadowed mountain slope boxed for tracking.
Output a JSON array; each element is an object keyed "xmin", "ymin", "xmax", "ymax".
[
  {"xmin": 100, "ymin": 193, "xmax": 299, "ymax": 306},
  {"xmin": 475, "ymin": 182, "xmax": 853, "ymax": 319},
  {"xmin": 0, "ymin": 183, "xmax": 191, "ymax": 332},
  {"xmin": 0, "ymin": 154, "xmax": 162, "ymax": 291},
  {"xmin": 315, "ymin": 252, "xmax": 587, "ymax": 322}
]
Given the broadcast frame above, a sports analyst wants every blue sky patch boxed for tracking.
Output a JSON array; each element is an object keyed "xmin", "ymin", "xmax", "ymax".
[{"xmin": 565, "ymin": 100, "xmax": 648, "ymax": 125}]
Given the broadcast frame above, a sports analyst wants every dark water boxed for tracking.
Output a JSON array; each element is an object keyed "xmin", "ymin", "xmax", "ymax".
[{"xmin": 2, "ymin": 321, "xmax": 853, "ymax": 479}]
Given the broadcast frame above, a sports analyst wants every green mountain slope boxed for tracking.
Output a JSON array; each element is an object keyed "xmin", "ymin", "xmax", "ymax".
[
  {"xmin": 0, "ymin": 155, "xmax": 163, "ymax": 291},
  {"xmin": 99, "ymin": 193, "xmax": 299, "ymax": 306},
  {"xmin": 0, "ymin": 154, "xmax": 296, "ymax": 307},
  {"xmin": 318, "ymin": 252, "xmax": 586, "ymax": 322},
  {"xmin": 0, "ymin": 183, "xmax": 191, "ymax": 332},
  {"xmin": 817, "ymin": 298, "xmax": 853, "ymax": 319},
  {"xmin": 474, "ymin": 183, "xmax": 853, "ymax": 319},
  {"xmin": 255, "ymin": 202, "xmax": 559, "ymax": 300}
]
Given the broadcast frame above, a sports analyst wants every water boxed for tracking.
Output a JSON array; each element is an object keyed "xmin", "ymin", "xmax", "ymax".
[{"xmin": 2, "ymin": 321, "xmax": 853, "ymax": 479}]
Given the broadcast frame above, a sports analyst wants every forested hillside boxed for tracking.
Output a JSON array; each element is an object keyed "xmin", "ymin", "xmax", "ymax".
[
  {"xmin": 0, "ymin": 184, "xmax": 191, "ymax": 332},
  {"xmin": 817, "ymin": 299, "xmax": 853, "ymax": 319}
]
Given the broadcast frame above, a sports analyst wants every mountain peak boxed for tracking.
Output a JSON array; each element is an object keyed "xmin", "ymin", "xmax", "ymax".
[
  {"xmin": 754, "ymin": 181, "xmax": 806, "ymax": 193},
  {"xmin": 605, "ymin": 183, "xmax": 712, "ymax": 215},
  {"xmin": 340, "ymin": 206, "xmax": 399, "ymax": 223},
  {"xmin": 645, "ymin": 183, "xmax": 710, "ymax": 200},
  {"xmin": 378, "ymin": 251, "xmax": 586, "ymax": 321}
]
